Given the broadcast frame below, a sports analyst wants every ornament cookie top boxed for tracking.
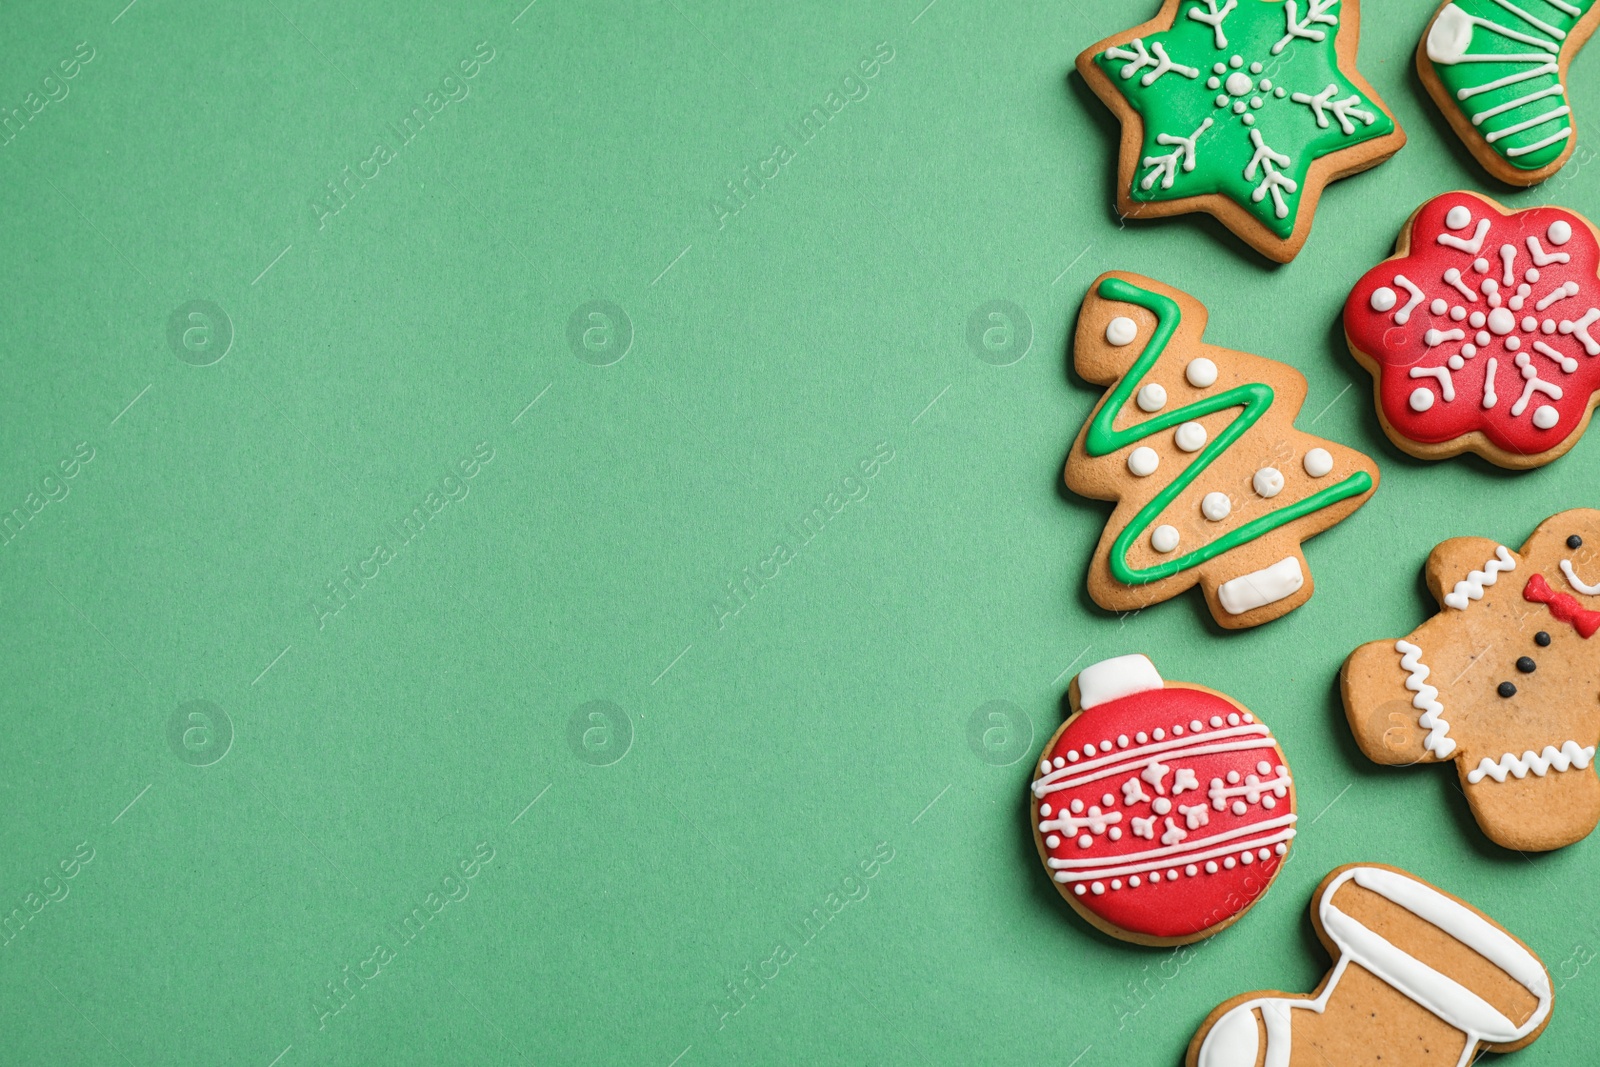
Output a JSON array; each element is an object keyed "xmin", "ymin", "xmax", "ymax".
[
  {"xmin": 1342, "ymin": 509, "xmax": 1600, "ymax": 851},
  {"xmin": 1419, "ymin": 0, "xmax": 1600, "ymax": 186},
  {"xmin": 1031, "ymin": 654, "xmax": 1296, "ymax": 946},
  {"xmin": 1188, "ymin": 863, "xmax": 1553, "ymax": 1067},
  {"xmin": 1345, "ymin": 191, "xmax": 1600, "ymax": 469},
  {"xmin": 1076, "ymin": 0, "xmax": 1405, "ymax": 262},
  {"xmin": 1065, "ymin": 272, "xmax": 1379, "ymax": 629}
]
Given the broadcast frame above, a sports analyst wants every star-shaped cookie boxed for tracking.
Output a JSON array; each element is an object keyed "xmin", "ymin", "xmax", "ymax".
[{"xmin": 1076, "ymin": 0, "xmax": 1407, "ymax": 262}]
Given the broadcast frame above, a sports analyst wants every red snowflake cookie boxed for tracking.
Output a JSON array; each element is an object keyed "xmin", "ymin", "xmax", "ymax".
[
  {"xmin": 1344, "ymin": 191, "xmax": 1600, "ymax": 468},
  {"xmin": 1031, "ymin": 654, "xmax": 1296, "ymax": 945}
]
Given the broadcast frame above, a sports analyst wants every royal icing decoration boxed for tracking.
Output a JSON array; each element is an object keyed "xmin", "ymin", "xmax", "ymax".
[
  {"xmin": 1345, "ymin": 192, "xmax": 1600, "ymax": 467},
  {"xmin": 1191, "ymin": 865, "xmax": 1552, "ymax": 1067},
  {"xmin": 1421, "ymin": 0, "xmax": 1598, "ymax": 181},
  {"xmin": 1342, "ymin": 510, "xmax": 1600, "ymax": 851},
  {"xmin": 1033, "ymin": 655, "xmax": 1295, "ymax": 942},
  {"xmin": 1079, "ymin": 0, "xmax": 1401, "ymax": 260},
  {"xmin": 1066, "ymin": 273, "xmax": 1378, "ymax": 628}
]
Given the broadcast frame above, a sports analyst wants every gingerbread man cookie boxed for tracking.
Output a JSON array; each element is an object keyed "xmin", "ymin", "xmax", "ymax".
[
  {"xmin": 1066, "ymin": 272, "xmax": 1379, "ymax": 629},
  {"xmin": 1419, "ymin": 0, "xmax": 1600, "ymax": 186},
  {"xmin": 1032, "ymin": 654, "xmax": 1296, "ymax": 945},
  {"xmin": 1342, "ymin": 509, "xmax": 1600, "ymax": 851},
  {"xmin": 1076, "ymin": 0, "xmax": 1406, "ymax": 262},
  {"xmin": 1189, "ymin": 863, "xmax": 1553, "ymax": 1067},
  {"xmin": 1345, "ymin": 191, "xmax": 1600, "ymax": 469}
]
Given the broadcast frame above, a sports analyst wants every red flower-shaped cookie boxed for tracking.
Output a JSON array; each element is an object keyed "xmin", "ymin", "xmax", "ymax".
[{"xmin": 1345, "ymin": 192, "xmax": 1600, "ymax": 469}]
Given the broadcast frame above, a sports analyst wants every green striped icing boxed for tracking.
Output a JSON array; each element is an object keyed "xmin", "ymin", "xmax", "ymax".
[
  {"xmin": 1085, "ymin": 277, "xmax": 1373, "ymax": 586},
  {"xmin": 1426, "ymin": 0, "xmax": 1597, "ymax": 170}
]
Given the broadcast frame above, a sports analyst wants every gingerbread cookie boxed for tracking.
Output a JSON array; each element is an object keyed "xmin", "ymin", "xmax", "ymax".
[
  {"xmin": 1419, "ymin": 0, "xmax": 1600, "ymax": 186},
  {"xmin": 1342, "ymin": 509, "xmax": 1600, "ymax": 851},
  {"xmin": 1075, "ymin": 0, "xmax": 1406, "ymax": 262},
  {"xmin": 1345, "ymin": 191, "xmax": 1600, "ymax": 469},
  {"xmin": 1188, "ymin": 863, "xmax": 1553, "ymax": 1067},
  {"xmin": 1065, "ymin": 272, "xmax": 1379, "ymax": 629},
  {"xmin": 1031, "ymin": 654, "xmax": 1296, "ymax": 945}
]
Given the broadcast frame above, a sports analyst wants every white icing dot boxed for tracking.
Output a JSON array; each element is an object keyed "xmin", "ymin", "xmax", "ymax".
[
  {"xmin": 1241, "ymin": 113, "xmax": 1255, "ymax": 126},
  {"xmin": 1304, "ymin": 448, "xmax": 1333, "ymax": 477},
  {"xmin": 1205, "ymin": 861, "xmax": 1219, "ymax": 874},
  {"xmin": 1066, "ymin": 750, "xmax": 1080, "ymax": 763},
  {"xmin": 1224, "ymin": 856, "xmax": 1237, "ymax": 869},
  {"xmin": 1211, "ymin": 716, "xmax": 1225, "ymax": 729},
  {"xmin": 1224, "ymin": 71, "xmax": 1252, "ymax": 95},
  {"xmin": 1450, "ymin": 306, "xmax": 1467, "ymax": 321},
  {"xmin": 1252, "ymin": 467, "xmax": 1284, "ymax": 498},
  {"xmin": 1232, "ymin": 100, "xmax": 1246, "ymax": 114},
  {"xmin": 1446, "ymin": 205, "xmax": 1471, "ymax": 230},
  {"xmin": 1185, "ymin": 864, "xmax": 1198, "ymax": 876},
  {"xmin": 1052, "ymin": 756, "xmax": 1065, "ymax": 769},
  {"xmin": 1039, "ymin": 803, "xmax": 1052, "ymax": 816},
  {"xmin": 1152, "ymin": 728, "xmax": 1165, "ymax": 741},
  {"xmin": 1172, "ymin": 725, "xmax": 1184, "ymax": 736},
  {"xmin": 1241, "ymin": 850, "xmax": 1254, "ymax": 865},
  {"xmin": 1135, "ymin": 731, "xmax": 1148, "ymax": 744},
  {"xmin": 1430, "ymin": 299, "xmax": 1448, "ymax": 315},
  {"xmin": 1527, "ymin": 268, "xmax": 1541, "ymax": 283},
  {"xmin": 1523, "ymin": 316, "xmax": 1538, "ymax": 332},
  {"xmin": 1110, "ymin": 879, "xmax": 1122, "ymax": 890},
  {"xmin": 1505, "ymin": 336, "xmax": 1521, "ymax": 351},
  {"xmin": 1083, "ymin": 744, "xmax": 1096, "ymax": 757},
  {"xmin": 1039, "ymin": 760, "xmax": 1051, "ymax": 775},
  {"xmin": 1207, "ymin": 75, "xmax": 1221, "ymax": 90},
  {"xmin": 1462, "ymin": 343, "xmax": 1477, "ymax": 357},
  {"xmin": 1152, "ymin": 797, "xmax": 1171, "ymax": 815},
  {"xmin": 1543, "ymin": 319, "xmax": 1557, "ymax": 334},
  {"xmin": 1070, "ymin": 799, "xmax": 1084, "ymax": 813},
  {"xmin": 1137, "ymin": 382, "xmax": 1167, "ymax": 412},
  {"xmin": 1215, "ymin": 94, "xmax": 1230, "ymax": 108},
  {"xmin": 1232, "ymin": 800, "xmax": 1247, "ymax": 815},
  {"xmin": 1369, "ymin": 286, "xmax": 1397, "ymax": 313},
  {"xmin": 1263, "ymin": 795, "xmax": 1276, "ymax": 809},
  {"xmin": 1201, "ymin": 491, "xmax": 1232, "ymax": 521},
  {"xmin": 1229, "ymin": 54, "xmax": 1242, "ymax": 68},
  {"xmin": 1102, "ymin": 793, "xmax": 1115, "ymax": 806},
  {"xmin": 1275, "ymin": 843, "xmax": 1288, "ymax": 856},
  {"xmin": 1128, "ymin": 446, "xmax": 1160, "ymax": 477},
  {"xmin": 1473, "ymin": 258, "xmax": 1489, "ymax": 274},
  {"xmin": 1186, "ymin": 357, "xmax": 1219, "ymax": 387},
  {"xmin": 1175, "ymin": 421, "xmax": 1207, "ymax": 452},
  {"xmin": 1477, "ymin": 330, "xmax": 1491, "ymax": 346},
  {"xmin": 1257, "ymin": 761, "xmax": 1271, "ymax": 774},
  {"xmin": 1259, "ymin": 78, "xmax": 1272, "ymax": 90},
  {"xmin": 1117, "ymin": 735, "xmax": 1129, "ymax": 748},
  {"xmin": 1409, "ymin": 387, "xmax": 1435, "ymax": 413},
  {"xmin": 1226, "ymin": 770, "xmax": 1240, "ymax": 783},
  {"xmin": 1128, "ymin": 875, "xmax": 1140, "ymax": 887},
  {"xmin": 1273, "ymin": 86, "xmax": 1286, "ymax": 98},
  {"xmin": 1258, "ymin": 848, "xmax": 1271, "ymax": 861},
  {"xmin": 1488, "ymin": 307, "xmax": 1516, "ymax": 335},
  {"xmin": 1249, "ymin": 96, "xmax": 1263, "ymax": 109},
  {"xmin": 1078, "ymin": 834, "xmax": 1093, "ymax": 848},
  {"xmin": 1250, "ymin": 61, "xmax": 1263, "ymax": 74},
  {"xmin": 1448, "ymin": 355, "xmax": 1465, "ymax": 370},
  {"xmin": 1190, "ymin": 720, "xmax": 1202, "ymax": 732},
  {"xmin": 1227, "ymin": 713, "xmax": 1240, "ymax": 726},
  {"xmin": 1074, "ymin": 883, "xmax": 1086, "ymax": 895},
  {"xmin": 1534, "ymin": 404, "xmax": 1560, "ymax": 429},
  {"xmin": 1213, "ymin": 62, "xmax": 1226, "ymax": 74},
  {"xmin": 1470, "ymin": 311, "xmax": 1486, "ymax": 328},
  {"xmin": 1243, "ymin": 714, "xmax": 1253, "ymax": 723},
  {"xmin": 1046, "ymin": 834, "xmax": 1060, "ymax": 848},
  {"xmin": 1549, "ymin": 220, "xmax": 1573, "ymax": 246},
  {"xmin": 1105, "ymin": 316, "xmax": 1138, "ymax": 346},
  {"xmin": 1091, "ymin": 881, "xmax": 1105, "ymax": 895},
  {"xmin": 1108, "ymin": 827, "xmax": 1122, "ymax": 841},
  {"xmin": 1151, "ymin": 524, "xmax": 1180, "ymax": 553}
]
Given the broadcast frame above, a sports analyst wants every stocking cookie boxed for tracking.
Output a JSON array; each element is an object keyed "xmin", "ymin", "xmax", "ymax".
[
  {"xmin": 1066, "ymin": 272, "xmax": 1379, "ymax": 629},
  {"xmin": 1031, "ymin": 654, "xmax": 1296, "ymax": 945},
  {"xmin": 1345, "ymin": 191, "xmax": 1600, "ymax": 469},
  {"xmin": 1188, "ymin": 863, "xmax": 1553, "ymax": 1067},
  {"xmin": 1075, "ymin": 0, "xmax": 1405, "ymax": 262},
  {"xmin": 1342, "ymin": 509, "xmax": 1600, "ymax": 851},
  {"xmin": 1419, "ymin": 0, "xmax": 1600, "ymax": 186}
]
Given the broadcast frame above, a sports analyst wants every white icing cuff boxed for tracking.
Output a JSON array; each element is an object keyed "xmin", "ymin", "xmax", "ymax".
[
  {"xmin": 1076, "ymin": 654, "xmax": 1163, "ymax": 710},
  {"xmin": 1217, "ymin": 557, "xmax": 1304, "ymax": 615},
  {"xmin": 1427, "ymin": 4, "xmax": 1474, "ymax": 65}
]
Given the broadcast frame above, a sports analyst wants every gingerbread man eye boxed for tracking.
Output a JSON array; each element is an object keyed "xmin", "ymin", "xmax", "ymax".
[
  {"xmin": 1569, "ymin": 535, "xmax": 1584, "ymax": 550},
  {"xmin": 1534, "ymin": 631, "xmax": 1551, "ymax": 647},
  {"xmin": 1517, "ymin": 657, "xmax": 1537, "ymax": 674},
  {"xmin": 1497, "ymin": 682, "xmax": 1517, "ymax": 698}
]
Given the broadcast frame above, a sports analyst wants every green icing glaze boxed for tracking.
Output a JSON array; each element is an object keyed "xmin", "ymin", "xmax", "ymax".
[
  {"xmin": 1085, "ymin": 277, "xmax": 1374, "ymax": 586},
  {"xmin": 1093, "ymin": 0, "xmax": 1394, "ymax": 240},
  {"xmin": 1424, "ymin": 0, "xmax": 1595, "ymax": 171}
]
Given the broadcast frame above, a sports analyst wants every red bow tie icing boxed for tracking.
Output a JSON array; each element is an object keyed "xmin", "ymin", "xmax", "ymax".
[{"xmin": 1524, "ymin": 572, "xmax": 1600, "ymax": 639}]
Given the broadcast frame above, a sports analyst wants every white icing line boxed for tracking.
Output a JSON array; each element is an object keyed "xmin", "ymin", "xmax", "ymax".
[
  {"xmin": 1486, "ymin": 104, "xmax": 1570, "ymax": 143},
  {"xmin": 1216, "ymin": 556, "xmax": 1304, "ymax": 615},
  {"xmin": 1034, "ymin": 736, "xmax": 1280, "ymax": 796},
  {"xmin": 1472, "ymin": 83, "xmax": 1565, "ymax": 126},
  {"xmin": 1047, "ymin": 813, "xmax": 1298, "ymax": 872},
  {"xmin": 1561, "ymin": 558, "xmax": 1600, "ymax": 595},
  {"xmin": 1489, "ymin": 0, "xmax": 1565, "ymax": 39},
  {"xmin": 1411, "ymin": 365, "xmax": 1457, "ymax": 401},
  {"xmin": 1466, "ymin": 741, "xmax": 1596, "ymax": 783},
  {"xmin": 1455, "ymin": 62, "xmax": 1558, "ymax": 99},
  {"xmin": 1484, "ymin": 356, "xmax": 1500, "ymax": 408},
  {"xmin": 1526, "ymin": 235, "xmax": 1571, "ymax": 266},
  {"xmin": 1396, "ymin": 639, "xmax": 1458, "ymax": 759},
  {"xmin": 1559, "ymin": 307, "xmax": 1600, "ymax": 353},
  {"xmin": 1052, "ymin": 828, "xmax": 1297, "ymax": 883},
  {"xmin": 1439, "ymin": 218, "xmax": 1491, "ymax": 255},
  {"xmin": 1507, "ymin": 126, "xmax": 1572, "ymax": 157},
  {"xmin": 1533, "ymin": 340, "xmax": 1578, "ymax": 373},
  {"xmin": 1442, "ymin": 544, "xmax": 1515, "ymax": 610},
  {"xmin": 1393, "ymin": 275, "xmax": 1426, "ymax": 324}
]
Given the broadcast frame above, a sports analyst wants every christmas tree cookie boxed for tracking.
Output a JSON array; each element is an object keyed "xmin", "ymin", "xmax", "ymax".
[
  {"xmin": 1065, "ymin": 272, "xmax": 1379, "ymax": 629},
  {"xmin": 1076, "ymin": 0, "xmax": 1406, "ymax": 262},
  {"xmin": 1419, "ymin": 0, "xmax": 1600, "ymax": 186}
]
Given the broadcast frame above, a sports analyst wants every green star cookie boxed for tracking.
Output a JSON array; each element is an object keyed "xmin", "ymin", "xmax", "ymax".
[{"xmin": 1076, "ymin": 0, "xmax": 1406, "ymax": 262}]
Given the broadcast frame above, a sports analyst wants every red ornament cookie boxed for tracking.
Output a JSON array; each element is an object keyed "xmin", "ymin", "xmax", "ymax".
[
  {"xmin": 1031, "ymin": 654, "xmax": 1296, "ymax": 945},
  {"xmin": 1344, "ymin": 191, "xmax": 1600, "ymax": 468}
]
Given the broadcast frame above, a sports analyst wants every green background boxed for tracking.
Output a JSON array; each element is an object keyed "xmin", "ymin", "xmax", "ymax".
[{"xmin": 1, "ymin": 0, "xmax": 1596, "ymax": 1063}]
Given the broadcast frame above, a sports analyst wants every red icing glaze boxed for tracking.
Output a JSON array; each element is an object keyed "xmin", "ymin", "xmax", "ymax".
[
  {"xmin": 1344, "ymin": 192, "xmax": 1600, "ymax": 457},
  {"xmin": 1031, "ymin": 687, "xmax": 1294, "ymax": 940}
]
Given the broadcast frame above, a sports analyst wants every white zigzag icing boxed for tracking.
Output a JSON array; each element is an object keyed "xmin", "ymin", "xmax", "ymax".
[
  {"xmin": 1443, "ymin": 544, "xmax": 1516, "ymax": 610},
  {"xmin": 1467, "ymin": 741, "xmax": 1597, "ymax": 784},
  {"xmin": 1395, "ymin": 640, "xmax": 1458, "ymax": 759}
]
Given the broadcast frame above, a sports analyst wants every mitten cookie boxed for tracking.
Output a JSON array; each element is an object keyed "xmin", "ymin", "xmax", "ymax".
[
  {"xmin": 1188, "ymin": 863, "xmax": 1553, "ymax": 1067},
  {"xmin": 1342, "ymin": 509, "xmax": 1600, "ymax": 851},
  {"xmin": 1345, "ymin": 191, "xmax": 1600, "ymax": 469},
  {"xmin": 1065, "ymin": 272, "xmax": 1379, "ymax": 629},
  {"xmin": 1075, "ymin": 0, "xmax": 1406, "ymax": 262},
  {"xmin": 1419, "ymin": 0, "xmax": 1600, "ymax": 186},
  {"xmin": 1031, "ymin": 654, "xmax": 1296, "ymax": 945}
]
